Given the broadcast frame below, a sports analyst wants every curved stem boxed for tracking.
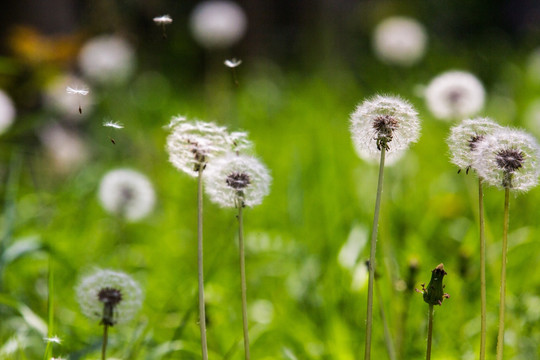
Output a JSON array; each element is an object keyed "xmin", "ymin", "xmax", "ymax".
[
  {"xmin": 496, "ymin": 188, "xmax": 510, "ymax": 360},
  {"xmin": 237, "ymin": 204, "xmax": 250, "ymax": 360},
  {"xmin": 197, "ymin": 169, "xmax": 209, "ymax": 360},
  {"xmin": 478, "ymin": 178, "xmax": 487, "ymax": 360},
  {"xmin": 101, "ymin": 324, "xmax": 109, "ymax": 360},
  {"xmin": 426, "ymin": 305, "xmax": 434, "ymax": 360},
  {"xmin": 364, "ymin": 147, "xmax": 386, "ymax": 360}
]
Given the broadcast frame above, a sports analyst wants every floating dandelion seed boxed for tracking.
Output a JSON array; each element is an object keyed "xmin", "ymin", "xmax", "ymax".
[
  {"xmin": 66, "ymin": 86, "xmax": 89, "ymax": 114},
  {"xmin": 224, "ymin": 58, "xmax": 242, "ymax": 68},
  {"xmin": 153, "ymin": 14, "xmax": 173, "ymax": 38},
  {"xmin": 373, "ymin": 16, "xmax": 427, "ymax": 66},
  {"xmin": 448, "ymin": 117, "xmax": 502, "ymax": 174},
  {"xmin": 43, "ymin": 335, "xmax": 62, "ymax": 344},
  {"xmin": 0, "ymin": 89, "xmax": 16, "ymax": 135},
  {"xmin": 103, "ymin": 120, "xmax": 124, "ymax": 129},
  {"xmin": 98, "ymin": 169, "xmax": 156, "ymax": 221},
  {"xmin": 350, "ymin": 94, "xmax": 421, "ymax": 163},
  {"xmin": 425, "ymin": 71, "xmax": 485, "ymax": 120},
  {"xmin": 473, "ymin": 128, "xmax": 540, "ymax": 191},
  {"xmin": 45, "ymin": 75, "xmax": 93, "ymax": 119}
]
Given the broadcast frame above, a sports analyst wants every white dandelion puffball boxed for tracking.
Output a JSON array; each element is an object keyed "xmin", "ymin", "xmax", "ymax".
[
  {"xmin": 350, "ymin": 94, "xmax": 421, "ymax": 163},
  {"xmin": 204, "ymin": 153, "xmax": 271, "ymax": 208},
  {"xmin": 447, "ymin": 117, "xmax": 502, "ymax": 172},
  {"xmin": 39, "ymin": 124, "xmax": 89, "ymax": 173},
  {"xmin": 76, "ymin": 269, "xmax": 143, "ymax": 325},
  {"xmin": 98, "ymin": 169, "xmax": 156, "ymax": 221},
  {"xmin": 373, "ymin": 16, "xmax": 427, "ymax": 66},
  {"xmin": 78, "ymin": 35, "xmax": 135, "ymax": 84},
  {"xmin": 190, "ymin": 0, "xmax": 247, "ymax": 49},
  {"xmin": 0, "ymin": 90, "xmax": 16, "ymax": 135},
  {"xmin": 166, "ymin": 116, "xmax": 252, "ymax": 177},
  {"xmin": 44, "ymin": 74, "xmax": 93, "ymax": 119},
  {"xmin": 473, "ymin": 128, "xmax": 540, "ymax": 191},
  {"xmin": 425, "ymin": 71, "xmax": 485, "ymax": 120}
]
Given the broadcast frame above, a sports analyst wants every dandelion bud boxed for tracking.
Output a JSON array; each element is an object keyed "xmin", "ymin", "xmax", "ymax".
[
  {"xmin": 76, "ymin": 269, "xmax": 143, "ymax": 326},
  {"xmin": 350, "ymin": 95, "xmax": 421, "ymax": 162},
  {"xmin": 418, "ymin": 264, "xmax": 449, "ymax": 306},
  {"xmin": 473, "ymin": 128, "xmax": 540, "ymax": 191}
]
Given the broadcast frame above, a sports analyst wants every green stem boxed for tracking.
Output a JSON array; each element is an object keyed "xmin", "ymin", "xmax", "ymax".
[
  {"xmin": 237, "ymin": 204, "xmax": 250, "ymax": 360},
  {"xmin": 426, "ymin": 304, "xmax": 434, "ymax": 360},
  {"xmin": 43, "ymin": 257, "xmax": 54, "ymax": 360},
  {"xmin": 197, "ymin": 169, "xmax": 209, "ymax": 360},
  {"xmin": 102, "ymin": 324, "xmax": 109, "ymax": 360},
  {"xmin": 479, "ymin": 178, "xmax": 486, "ymax": 360},
  {"xmin": 364, "ymin": 147, "xmax": 386, "ymax": 360},
  {"xmin": 496, "ymin": 188, "xmax": 510, "ymax": 360},
  {"xmin": 375, "ymin": 278, "xmax": 396, "ymax": 360}
]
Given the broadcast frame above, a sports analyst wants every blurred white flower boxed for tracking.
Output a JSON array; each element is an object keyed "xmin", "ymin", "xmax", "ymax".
[
  {"xmin": 0, "ymin": 89, "xmax": 16, "ymax": 135},
  {"xmin": 350, "ymin": 94, "xmax": 421, "ymax": 163},
  {"xmin": 524, "ymin": 99, "xmax": 540, "ymax": 135},
  {"xmin": 447, "ymin": 117, "xmax": 502, "ymax": 173},
  {"xmin": 103, "ymin": 120, "xmax": 124, "ymax": 129},
  {"xmin": 473, "ymin": 128, "xmax": 540, "ymax": 191},
  {"xmin": 78, "ymin": 35, "xmax": 135, "ymax": 84},
  {"xmin": 425, "ymin": 71, "xmax": 485, "ymax": 120},
  {"xmin": 190, "ymin": 1, "xmax": 247, "ymax": 49},
  {"xmin": 373, "ymin": 16, "xmax": 427, "ymax": 66},
  {"xmin": 224, "ymin": 58, "xmax": 242, "ymax": 68},
  {"xmin": 153, "ymin": 14, "xmax": 173, "ymax": 25},
  {"xmin": 76, "ymin": 269, "xmax": 143, "ymax": 326},
  {"xmin": 44, "ymin": 75, "xmax": 93, "ymax": 119},
  {"xmin": 39, "ymin": 124, "xmax": 89, "ymax": 173},
  {"xmin": 204, "ymin": 153, "xmax": 271, "ymax": 208},
  {"xmin": 166, "ymin": 116, "xmax": 251, "ymax": 177},
  {"xmin": 98, "ymin": 169, "xmax": 156, "ymax": 221}
]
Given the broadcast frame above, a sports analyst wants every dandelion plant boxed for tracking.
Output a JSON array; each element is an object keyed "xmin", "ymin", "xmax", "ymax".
[
  {"xmin": 472, "ymin": 128, "xmax": 540, "ymax": 360},
  {"xmin": 349, "ymin": 95, "xmax": 420, "ymax": 360},
  {"xmin": 204, "ymin": 153, "xmax": 271, "ymax": 360},
  {"xmin": 76, "ymin": 269, "xmax": 143, "ymax": 360},
  {"xmin": 447, "ymin": 117, "xmax": 502, "ymax": 360}
]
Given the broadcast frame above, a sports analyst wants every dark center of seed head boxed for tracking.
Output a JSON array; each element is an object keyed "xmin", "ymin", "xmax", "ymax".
[
  {"xmin": 98, "ymin": 287, "xmax": 123, "ymax": 307},
  {"xmin": 447, "ymin": 89, "xmax": 463, "ymax": 105},
  {"xmin": 373, "ymin": 115, "xmax": 399, "ymax": 138},
  {"xmin": 468, "ymin": 135, "xmax": 484, "ymax": 151},
  {"xmin": 226, "ymin": 172, "xmax": 251, "ymax": 190},
  {"xmin": 495, "ymin": 148, "xmax": 525, "ymax": 173}
]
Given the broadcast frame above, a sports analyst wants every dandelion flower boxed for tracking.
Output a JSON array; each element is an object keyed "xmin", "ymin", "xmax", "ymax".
[
  {"xmin": 204, "ymin": 153, "xmax": 271, "ymax": 207},
  {"xmin": 0, "ymin": 89, "xmax": 16, "ymax": 135},
  {"xmin": 78, "ymin": 35, "xmax": 135, "ymax": 84},
  {"xmin": 350, "ymin": 94, "xmax": 421, "ymax": 162},
  {"xmin": 373, "ymin": 16, "xmax": 427, "ymax": 66},
  {"xmin": 166, "ymin": 116, "xmax": 251, "ymax": 177},
  {"xmin": 153, "ymin": 14, "xmax": 173, "ymax": 25},
  {"xmin": 103, "ymin": 120, "xmax": 124, "ymax": 129},
  {"xmin": 76, "ymin": 269, "xmax": 142, "ymax": 326},
  {"xmin": 98, "ymin": 169, "xmax": 156, "ymax": 221},
  {"xmin": 448, "ymin": 117, "xmax": 502, "ymax": 173},
  {"xmin": 473, "ymin": 128, "xmax": 540, "ymax": 191},
  {"xmin": 190, "ymin": 0, "xmax": 247, "ymax": 49},
  {"xmin": 425, "ymin": 71, "xmax": 485, "ymax": 120},
  {"xmin": 224, "ymin": 58, "xmax": 242, "ymax": 68}
]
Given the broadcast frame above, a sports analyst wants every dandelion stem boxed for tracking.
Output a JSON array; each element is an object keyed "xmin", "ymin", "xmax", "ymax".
[
  {"xmin": 101, "ymin": 324, "xmax": 109, "ymax": 360},
  {"xmin": 237, "ymin": 203, "xmax": 251, "ymax": 360},
  {"xmin": 479, "ymin": 178, "xmax": 487, "ymax": 360},
  {"xmin": 197, "ymin": 169, "xmax": 209, "ymax": 360},
  {"xmin": 364, "ymin": 146, "xmax": 386, "ymax": 360},
  {"xmin": 43, "ymin": 256, "xmax": 54, "ymax": 360},
  {"xmin": 375, "ymin": 277, "xmax": 396, "ymax": 360},
  {"xmin": 426, "ymin": 304, "xmax": 434, "ymax": 360},
  {"xmin": 496, "ymin": 187, "xmax": 510, "ymax": 360}
]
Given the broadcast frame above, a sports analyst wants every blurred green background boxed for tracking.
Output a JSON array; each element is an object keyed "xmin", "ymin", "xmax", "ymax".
[{"xmin": 1, "ymin": 0, "xmax": 540, "ymax": 359}]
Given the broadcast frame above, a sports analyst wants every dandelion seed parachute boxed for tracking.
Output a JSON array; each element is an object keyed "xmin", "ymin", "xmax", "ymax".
[
  {"xmin": 448, "ymin": 117, "xmax": 502, "ymax": 172},
  {"xmin": 350, "ymin": 94, "xmax": 421, "ymax": 163},
  {"xmin": 0, "ymin": 89, "xmax": 16, "ymax": 135},
  {"xmin": 153, "ymin": 15, "xmax": 173, "ymax": 25},
  {"xmin": 98, "ymin": 169, "xmax": 156, "ymax": 221},
  {"xmin": 224, "ymin": 58, "xmax": 242, "ymax": 68},
  {"xmin": 425, "ymin": 71, "xmax": 485, "ymax": 120},
  {"xmin": 44, "ymin": 74, "xmax": 94, "ymax": 119},
  {"xmin": 473, "ymin": 128, "xmax": 540, "ymax": 191},
  {"xmin": 204, "ymin": 153, "xmax": 271, "ymax": 208},
  {"xmin": 76, "ymin": 269, "xmax": 143, "ymax": 325}
]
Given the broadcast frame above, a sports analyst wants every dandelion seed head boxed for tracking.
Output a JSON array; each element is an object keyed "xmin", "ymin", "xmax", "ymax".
[
  {"xmin": 39, "ymin": 124, "xmax": 89, "ymax": 173},
  {"xmin": 473, "ymin": 128, "xmax": 540, "ymax": 191},
  {"xmin": 78, "ymin": 35, "xmax": 135, "ymax": 84},
  {"xmin": 190, "ymin": 0, "xmax": 247, "ymax": 49},
  {"xmin": 350, "ymin": 94, "xmax": 421, "ymax": 162},
  {"xmin": 166, "ymin": 116, "xmax": 252, "ymax": 177},
  {"xmin": 204, "ymin": 153, "xmax": 271, "ymax": 208},
  {"xmin": 224, "ymin": 58, "xmax": 242, "ymax": 68},
  {"xmin": 373, "ymin": 16, "xmax": 427, "ymax": 66},
  {"xmin": 103, "ymin": 120, "xmax": 124, "ymax": 129},
  {"xmin": 425, "ymin": 71, "xmax": 485, "ymax": 120},
  {"xmin": 76, "ymin": 269, "xmax": 143, "ymax": 325},
  {"xmin": 447, "ymin": 117, "xmax": 502, "ymax": 172},
  {"xmin": 45, "ymin": 75, "xmax": 93, "ymax": 119},
  {"xmin": 0, "ymin": 90, "xmax": 16, "ymax": 135},
  {"xmin": 98, "ymin": 169, "xmax": 156, "ymax": 221},
  {"xmin": 153, "ymin": 14, "xmax": 173, "ymax": 25}
]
